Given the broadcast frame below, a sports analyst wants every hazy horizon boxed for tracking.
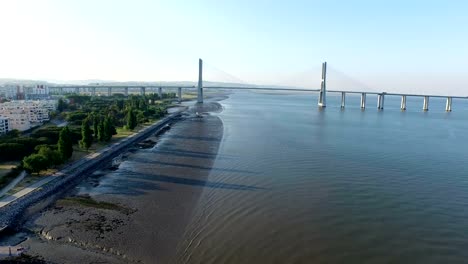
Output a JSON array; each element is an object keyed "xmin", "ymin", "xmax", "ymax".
[{"xmin": 1, "ymin": 0, "xmax": 467, "ymax": 95}]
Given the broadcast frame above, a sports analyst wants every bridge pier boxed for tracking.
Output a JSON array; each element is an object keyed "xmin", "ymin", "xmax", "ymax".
[
  {"xmin": 360, "ymin": 93, "xmax": 366, "ymax": 109},
  {"xmin": 317, "ymin": 62, "xmax": 327, "ymax": 107},
  {"xmin": 158, "ymin": 87, "xmax": 162, "ymax": 99},
  {"xmin": 59, "ymin": 87, "xmax": 64, "ymax": 95},
  {"xmin": 341, "ymin": 92, "xmax": 346, "ymax": 108},
  {"xmin": 446, "ymin": 97, "xmax": 452, "ymax": 112},
  {"xmin": 107, "ymin": 87, "xmax": 112, "ymax": 97},
  {"xmin": 178, "ymin": 87, "xmax": 182, "ymax": 103},
  {"xmin": 91, "ymin": 87, "xmax": 96, "ymax": 96},
  {"xmin": 377, "ymin": 93, "xmax": 385, "ymax": 110},
  {"xmin": 401, "ymin": 95, "xmax": 407, "ymax": 110},
  {"xmin": 74, "ymin": 87, "xmax": 80, "ymax": 94},
  {"xmin": 198, "ymin": 58, "xmax": 204, "ymax": 103},
  {"xmin": 423, "ymin": 96, "xmax": 429, "ymax": 111},
  {"xmin": 124, "ymin": 87, "xmax": 128, "ymax": 97},
  {"xmin": 140, "ymin": 87, "xmax": 146, "ymax": 96}
]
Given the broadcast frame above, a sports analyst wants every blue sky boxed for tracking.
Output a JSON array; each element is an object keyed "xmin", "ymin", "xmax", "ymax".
[{"xmin": 0, "ymin": 0, "xmax": 467, "ymax": 94}]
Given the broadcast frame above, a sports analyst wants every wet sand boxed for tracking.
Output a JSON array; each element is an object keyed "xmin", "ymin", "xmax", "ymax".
[{"xmin": 21, "ymin": 101, "xmax": 225, "ymax": 263}]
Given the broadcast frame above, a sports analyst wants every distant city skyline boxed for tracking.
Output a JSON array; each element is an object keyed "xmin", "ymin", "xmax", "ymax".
[{"xmin": 0, "ymin": 0, "xmax": 467, "ymax": 95}]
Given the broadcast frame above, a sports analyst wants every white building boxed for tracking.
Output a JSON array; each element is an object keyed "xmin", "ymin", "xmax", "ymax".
[
  {"xmin": 27, "ymin": 85, "xmax": 50, "ymax": 100},
  {"xmin": 0, "ymin": 85, "xmax": 50, "ymax": 100},
  {"xmin": 31, "ymin": 85, "xmax": 49, "ymax": 95},
  {"xmin": 35, "ymin": 100, "xmax": 57, "ymax": 111},
  {"xmin": 0, "ymin": 86, "xmax": 19, "ymax": 99},
  {"xmin": 0, "ymin": 100, "xmax": 56, "ymax": 131},
  {"xmin": 0, "ymin": 116, "xmax": 9, "ymax": 135}
]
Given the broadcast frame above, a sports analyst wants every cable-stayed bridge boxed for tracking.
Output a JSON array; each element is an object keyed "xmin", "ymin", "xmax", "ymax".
[{"xmin": 48, "ymin": 59, "xmax": 468, "ymax": 112}]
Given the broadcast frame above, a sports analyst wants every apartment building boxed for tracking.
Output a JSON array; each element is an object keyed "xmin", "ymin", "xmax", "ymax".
[
  {"xmin": 0, "ymin": 100, "xmax": 56, "ymax": 131},
  {"xmin": 0, "ymin": 116, "xmax": 9, "ymax": 135}
]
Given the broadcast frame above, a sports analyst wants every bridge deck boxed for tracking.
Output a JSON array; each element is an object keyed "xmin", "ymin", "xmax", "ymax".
[
  {"xmin": 49, "ymin": 85, "xmax": 196, "ymax": 89},
  {"xmin": 48, "ymin": 85, "xmax": 468, "ymax": 99},
  {"xmin": 204, "ymin": 86, "xmax": 320, "ymax": 92}
]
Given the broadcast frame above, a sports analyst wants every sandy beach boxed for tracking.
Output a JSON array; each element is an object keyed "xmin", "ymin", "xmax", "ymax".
[{"xmin": 17, "ymin": 101, "xmax": 225, "ymax": 263}]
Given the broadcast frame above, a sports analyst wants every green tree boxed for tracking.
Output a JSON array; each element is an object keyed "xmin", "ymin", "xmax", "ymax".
[
  {"xmin": 37, "ymin": 146, "xmax": 62, "ymax": 166},
  {"xmin": 92, "ymin": 113, "xmax": 100, "ymax": 138},
  {"xmin": 66, "ymin": 112, "xmax": 88, "ymax": 122},
  {"xmin": 136, "ymin": 110, "xmax": 147, "ymax": 124},
  {"xmin": 115, "ymin": 99, "xmax": 125, "ymax": 111},
  {"xmin": 0, "ymin": 143, "xmax": 27, "ymax": 161},
  {"xmin": 139, "ymin": 98, "xmax": 148, "ymax": 111},
  {"xmin": 58, "ymin": 126, "xmax": 73, "ymax": 160},
  {"xmin": 5, "ymin": 129, "xmax": 20, "ymax": 138},
  {"xmin": 23, "ymin": 153, "xmax": 49, "ymax": 173},
  {"xmin": 126, "ymin": 108, "xmax": 137, "ymax": 130},
  {"xmin": 103, "ymin": 117, "xmax": 114, "ymax": 141},
  {"xmin": 57, "ymin": 98, "xmax": 67, "ymax": 112},
  {"xmin": 98, "ymin": 120, "xmax": 106, "ymax": 142},
  {"xmin": 80, "ymin": 118, "xmax": 93, "ymax": 150}
]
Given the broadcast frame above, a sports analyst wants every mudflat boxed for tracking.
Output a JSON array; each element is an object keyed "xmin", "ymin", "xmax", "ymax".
[{"xmin": 21, "ymin": 102, "xmax": 224, "ymax": 263}]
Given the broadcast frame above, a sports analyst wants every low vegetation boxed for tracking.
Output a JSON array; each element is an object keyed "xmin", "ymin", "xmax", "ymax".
[{"xmin": 57, "ymin": 196, "xmax": 130, "ymax": 213}]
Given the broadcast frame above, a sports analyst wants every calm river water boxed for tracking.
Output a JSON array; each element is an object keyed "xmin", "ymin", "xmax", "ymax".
[{"xmin": 174, "ymin": 91, "xmax": 468, "ymax": 264}]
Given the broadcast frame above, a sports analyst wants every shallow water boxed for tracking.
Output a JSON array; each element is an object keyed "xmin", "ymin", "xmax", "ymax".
[{"xmin": 173, "ymin": 91, "xmax": 468, "ymax": 264}]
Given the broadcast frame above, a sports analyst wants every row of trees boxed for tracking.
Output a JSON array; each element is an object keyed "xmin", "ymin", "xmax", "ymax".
[
  {"xmin": 0, "ymin": 137, "xmax": 49, "ymax": 161},
  {"xmin": 80, "ymin": 114, "xmax": 117, "ymax": 150},
  {"xmin": 6, "ymin": 93, "xmax": 175, "ymax": 173},
  {"xmin": 0, "ymin": 126, "xmax": 81, "ymax": 163}
]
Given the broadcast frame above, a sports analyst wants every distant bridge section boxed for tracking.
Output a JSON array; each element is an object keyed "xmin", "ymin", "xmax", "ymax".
[
  {"xmin": 48, "ymin": 59, "xmax": 468, "ymax": 112},
  {"xmin": 48, "ymin": 85, "xmax": 195, "ymax": 103},
  {"xmin": 203, "ymin": 60, "xmax": 466, "ymax": 112},
  {"xmin": 204, "ymin": 86, "xmax": 320, "ymax": 92}
]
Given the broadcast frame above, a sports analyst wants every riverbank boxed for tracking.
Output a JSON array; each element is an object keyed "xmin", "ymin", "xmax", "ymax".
[
  {"xmin": 0, "ymin": 106, "xmax": 187, "ymax": 232},
  {"xmin": 12, "ymin": 100, "xmax": 225, "ymax": 263}
]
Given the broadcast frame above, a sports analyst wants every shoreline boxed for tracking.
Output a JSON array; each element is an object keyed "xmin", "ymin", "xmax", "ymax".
[
  {"xmin": 0, "ymin": 107, "xmax": 187, "ymax": 233},
  {"xmin": 17, "ymin": 100, "xmax": 225, "ymax": 263}
]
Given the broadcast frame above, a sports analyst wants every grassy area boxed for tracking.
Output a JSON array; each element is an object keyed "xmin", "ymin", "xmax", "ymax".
[
  {"xmin": 65, "ymin": 119, "xmax": 160, "ymax": 165},
  {"xmin": 0, "ymin": 162, "xmax": 22, "ymax": 191},
  {"xmin": 182, "ymin": 93, "xmax": 198, "ymax": 100},
  {"xmin": 114, "ymin": 127, "xmax": 136, "ymax": 139},
  {"xmin": 69, "ymin": 125, "xmax": 140, "ymax": 161},
  {"xmin": 5, "ymin": 174, "xmax": 43, "ymax": 195},
  {"xmin": 57, "ymin": 196, "xmax": 130, "ymax": 213}
]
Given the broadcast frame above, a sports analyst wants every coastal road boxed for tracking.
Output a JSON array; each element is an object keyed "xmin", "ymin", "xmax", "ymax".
[
  {"xmin": 0, "ymin": 171, "xmax": 26, "ymax": 198},
  {"xmin": 0, "ymin": 174, "xmax": 59, "ymax": 207},
  {"xmin": 0, "ymin": 153, "xmax": 100, "ymax": 208}
]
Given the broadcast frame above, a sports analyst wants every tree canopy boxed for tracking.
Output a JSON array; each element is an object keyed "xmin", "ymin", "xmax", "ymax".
[
  {"xmin": 80, "ymin": 117, "xmax": 93, "ymax": 150},
  {"xmin": 58, "ymin": 126, "xmax": 73, "ymax": 160}
]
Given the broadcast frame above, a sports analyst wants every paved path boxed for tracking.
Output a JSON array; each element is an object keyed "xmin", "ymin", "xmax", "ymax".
[
  {"xmin": 0, "ymin": 148, "xmax": 106, "ymax": 208},
  {"xmin": 0, "ymin": 173, "xmax": 61, "ymax": 208},
  {"xmin": 0, "ymin": 171, "xmax": 26, "ymax": 198}
]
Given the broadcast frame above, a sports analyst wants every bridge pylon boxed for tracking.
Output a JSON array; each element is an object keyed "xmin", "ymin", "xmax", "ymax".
[
  {"xmin": 198, "ymin": 58, "xmax": 203, "ymax": 103},
  {"xmin": 318, "ymin": 62, "xmax": 327, "ymax": 107}
]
